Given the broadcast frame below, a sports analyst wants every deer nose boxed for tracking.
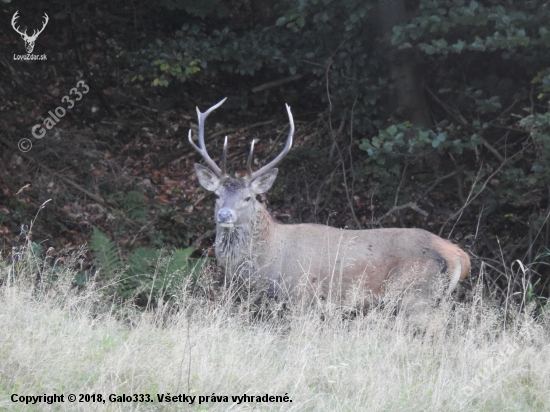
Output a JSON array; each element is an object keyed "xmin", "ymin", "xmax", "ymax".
[{"xmin": 217, "ymin": 208, "xmax": 234, "ymax": 224}]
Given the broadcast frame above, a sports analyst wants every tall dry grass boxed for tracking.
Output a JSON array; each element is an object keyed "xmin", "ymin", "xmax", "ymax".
[{"xmin": 0, "ymin": 242, "xmax": 549, "ymax": 411}]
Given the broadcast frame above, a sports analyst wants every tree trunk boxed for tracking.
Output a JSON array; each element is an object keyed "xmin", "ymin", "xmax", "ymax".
[{"xmin": 377, "ymin": 0, "xmax": 431, "ymax": 128}]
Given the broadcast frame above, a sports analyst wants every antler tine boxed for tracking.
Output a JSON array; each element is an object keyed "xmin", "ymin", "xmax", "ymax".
[
  {"xmin": 33, "ymin": 13, "xmax": 49, "ymax": 37},
  {"xmin": 246, "ymin": 139, "xmax": 256, "ymax": 177},
  {"xmin": 250, "ymin": 104, "xmax": 294, "ymax": 180},
  {"xmin": 11, "ymin": 11, "xmax": 26, "ymax": 36},
  {"xmin": 188, "ymin": 97, "xmax": 227, "ymax": 176},
  {"xmin": 221, "ymin": 136, "xmax": 228, "ymax": 176}
]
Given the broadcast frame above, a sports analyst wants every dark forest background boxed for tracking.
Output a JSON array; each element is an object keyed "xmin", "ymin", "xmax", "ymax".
[{"xmin": 1, "ymin": 0, "xmax": 549, "ymax": 310}]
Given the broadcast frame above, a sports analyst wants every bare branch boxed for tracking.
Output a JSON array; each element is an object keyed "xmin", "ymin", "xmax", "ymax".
[
  {"xmin": 375, "ymin": 202, "xmax": 429, "ymax": 225},
  {"xmin": 210, "ymin": 120, "xmax": 276, "ymax": 139},
  {"xmin": 440, "ymin": 145, "xmax": 529, "ymax": 238},
  {"xmin": 251, "ymin": 74, "xmax": 304, "ymax": 93}
]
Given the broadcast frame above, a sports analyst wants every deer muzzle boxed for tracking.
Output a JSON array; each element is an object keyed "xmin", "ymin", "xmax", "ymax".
[{"xmin": 217, "ymin": 208, "xmax": 236, "ymax": 228}]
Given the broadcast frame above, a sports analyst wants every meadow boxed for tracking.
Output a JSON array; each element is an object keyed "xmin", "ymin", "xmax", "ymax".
[{"xmin": 0, "ymin": 246, "xmax": 549, "ymax": 412}]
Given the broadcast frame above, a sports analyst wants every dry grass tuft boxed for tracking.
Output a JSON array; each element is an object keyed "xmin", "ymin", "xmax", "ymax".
[{"xmin": 0, "ymin": 246, "xmax": 549, "ymax": 411}]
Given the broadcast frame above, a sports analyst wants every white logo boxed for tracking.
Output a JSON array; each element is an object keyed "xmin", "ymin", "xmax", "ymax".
[{"xmin": 11, "ymin": 10, "xmax": 49, "ymax": 54}]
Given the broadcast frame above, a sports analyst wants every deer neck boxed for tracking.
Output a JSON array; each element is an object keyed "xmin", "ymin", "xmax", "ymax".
[{"xmin": 215, "ymin": 201, "xmax": 276, "ymax": 277}]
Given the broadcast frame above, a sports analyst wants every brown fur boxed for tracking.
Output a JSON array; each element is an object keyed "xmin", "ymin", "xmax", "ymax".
[
  {"xmin": 190, "ymin": 99, "xmax": 471, "ymax": 309},
  {"xmin": 220, "ymin": 201, "xmax": 471, "ymax": 306}
]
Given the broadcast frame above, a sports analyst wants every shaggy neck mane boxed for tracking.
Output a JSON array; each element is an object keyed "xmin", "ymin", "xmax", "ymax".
[{"xmin": 215, "ymin": 202, "xmax": 276, "ymax": 277}]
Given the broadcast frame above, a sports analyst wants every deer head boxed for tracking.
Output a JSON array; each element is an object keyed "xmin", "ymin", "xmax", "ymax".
[
  {"xmin": 189, "ymin": 98, "xmax": 294, "ymax": 229},
  {"xmin": 12, "ymin": 11, "xmax": 49, "ymax": 54}
]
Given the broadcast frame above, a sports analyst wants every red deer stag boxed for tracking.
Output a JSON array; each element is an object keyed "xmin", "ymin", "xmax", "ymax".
[{"xmin": 190, "ymin": 98, "xmax": 470, "ymax": 309}]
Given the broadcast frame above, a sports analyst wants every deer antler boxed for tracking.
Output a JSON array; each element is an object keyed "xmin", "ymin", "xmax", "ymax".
[
  {"xmin": 30, "ymin": 13, "xmax": 49, "ymax": 40},
  {"xmin": 11, "ymin": 11, "xmax": 26, "ymax": 37},
  {"xmin": 188, "ymin": 98, "xmax": 227, "ymax": 177},
  {"xmin": 11, "ymin": 11, "xmax": 49, "ymax": 40},
  {"xmin": 248, "ymin": 104, "xmax": 294, "ymax": 180}
]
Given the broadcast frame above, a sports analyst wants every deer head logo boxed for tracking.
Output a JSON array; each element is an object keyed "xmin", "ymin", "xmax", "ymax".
[{"xmin": 11, "ymin": 11, "xmax": 49, "ymax": 54}]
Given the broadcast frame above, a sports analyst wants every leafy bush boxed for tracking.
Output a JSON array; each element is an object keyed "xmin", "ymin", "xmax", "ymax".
[{"xmin": 91, "ymin": 228, "xmax": 209, "ymax": 306}]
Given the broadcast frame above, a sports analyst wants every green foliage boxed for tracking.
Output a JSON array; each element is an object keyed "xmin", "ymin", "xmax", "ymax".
[
  {"xmin": 521, "ymin": 276, "xmax": 549, "ymax": 311},
  {"xmin": 119, "ymin": 191, "xmax": 148, "ymax": 224},
  {"xmin": 119, "ymin": 0, "xmax": 383, "ymax": 133},
  {"xmin": 127, "ymin": 247, "xmax": 160, "ymax": 276},
  {"xmin": 125, "ymin": 23, "xmax": 289, "ymax": 87},
  {"xmin": 91, "ymin": 228, "xmax": 209, "ymax": 306},
  {"xmin": 157, "ymin": 0, "xmax": 228, "ymax": 18},
  {"xmin": 91, "ymin": 227, "xmax": 123, "ymax": 277},
  {"xmin": 120, "ymin": 246, "xmax": 207, "ymax": 303},
  {"xmin": 520, "ymin": 112, "xmax": 550, "ymax": 184},
  {"xmin": 392, "ymin": 1, "xmax": 550, "ymax": 54},
  {"xmin": 359, "ymin": 123, "xmax": 477, "ymax": 167}
]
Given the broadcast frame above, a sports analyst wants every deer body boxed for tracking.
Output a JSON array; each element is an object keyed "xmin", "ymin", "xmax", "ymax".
[
  {"xmin": 214, "ymin": 193, "xmax": 469, "ymax": 305},
  {"xmin": 190, "ymin": 99, "xmax": 470, "ymax": 307}
]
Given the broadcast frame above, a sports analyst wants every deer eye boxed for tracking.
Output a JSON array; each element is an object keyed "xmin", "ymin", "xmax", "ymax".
[{"xmin": 244, "ymin": 197, "xmax": 251, "ymax": 202}]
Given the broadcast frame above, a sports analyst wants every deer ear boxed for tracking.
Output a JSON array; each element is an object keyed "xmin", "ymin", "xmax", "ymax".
[
  {"xmin": 251, "ymin": 168, "xmax": 278, "ymax": 194},
  {"xmin": 194, "ymin": 164, "xmax": 220, "ymax": 191}
]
